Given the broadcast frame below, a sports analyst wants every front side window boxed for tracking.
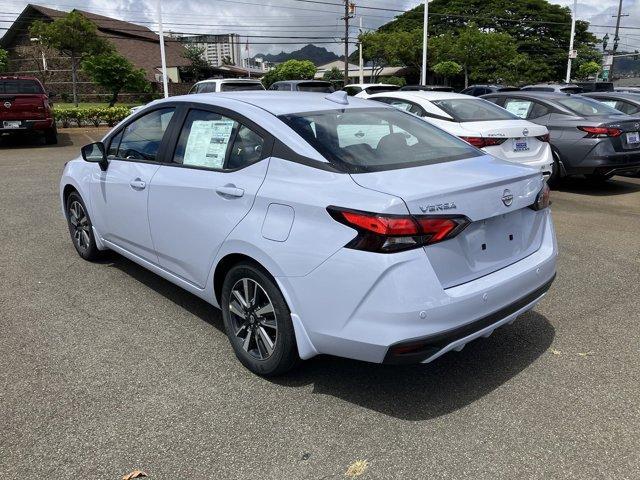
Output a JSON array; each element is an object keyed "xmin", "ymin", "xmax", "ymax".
[
  {"xmin": 556, "ymin": 97, "xmax": 623, "ymax": 116},
  {"xmin": 173, "ymin": 109, "xmax": 264, "ymax": 170},
  {"xmin": 279, "ymin": 107, "xmax": 479, "ymax": 172},
  {"xmin": 115, "ymin": 108, "xmax": 175, "ymax": 161},
  {"xmin": 503, "ymin": 98, "xmax": 533, "ymax": 119},
  {"xmin": 431, "ymin": 98, "xmax": 519, "ymax": 122}
]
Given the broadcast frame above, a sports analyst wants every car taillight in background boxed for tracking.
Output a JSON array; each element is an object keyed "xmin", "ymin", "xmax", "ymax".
[
  {"xmin": 536, "ymin": 133, "xmax": 550, "ymax": 142},
  {"xmin": 578, "ymin": 126, "xmax": 622, "ymax": 138},
  {"xmin": 459, "ymin": 136, "xmax": 507, "ymax": 148},
  {"xmin": 328, "ymin": 207, "xmax": 470, "ymax": 253},
  {"xmin": 529, "ymin": 183, "xmax": 551, "ymax": 211}
]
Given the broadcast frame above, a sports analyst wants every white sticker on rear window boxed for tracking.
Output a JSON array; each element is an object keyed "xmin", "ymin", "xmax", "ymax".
[
  {"xmin": 504, "ymin": 100, "xmax": 532, "ymax": 119},
  {"xmin": 183, "ymin": 119, "xmax": 235, "ymax": 169}
]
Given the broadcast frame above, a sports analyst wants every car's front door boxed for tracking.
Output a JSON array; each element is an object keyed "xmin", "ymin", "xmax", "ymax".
[
  {"xmin": 147, "ymin": 106, "xmax": 273, "ymax": 288},
  {"xmin": 90, "ymin": 107, "xmax": 176, "ymax": 263}
]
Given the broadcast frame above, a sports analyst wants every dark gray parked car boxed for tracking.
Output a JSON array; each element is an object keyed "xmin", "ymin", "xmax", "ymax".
[
  {"xmin": 482, "ymin": 91, "xmax": 640, "ymax": 182},
  {"xmin": 460, "ymin": 84, "xmax": 520, "ymax": 96}
]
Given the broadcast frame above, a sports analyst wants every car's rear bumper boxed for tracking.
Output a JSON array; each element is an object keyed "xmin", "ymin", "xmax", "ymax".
[
  {"xmin": 0, "ymin": 118, "xmax": 54, "ymax": 133},
  {"xmin": 281, "ymin": 210, "xmax": 558, "ymax": 364},
  {"xmin": 565, "ymin": 140, "xmax": 640, "ymax": 175}
]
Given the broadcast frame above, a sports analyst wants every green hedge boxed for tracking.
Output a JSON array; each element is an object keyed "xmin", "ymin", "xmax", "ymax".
[{"xmin": 53, "ymin": 106, "xmax": 131, "ymax": 128}]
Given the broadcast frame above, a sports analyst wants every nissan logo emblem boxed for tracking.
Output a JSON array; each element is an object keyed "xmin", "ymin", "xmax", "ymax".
[
  {"xmin": 3, "ymin": 101, "xmax": 11, "ymax": 109},
  {"xmin": 522, "ymin": 128, "xmax": 529, "ymax": 137},
  {"xmin": 502, "ymin": 189, "xmax": 514, "ymax": 207}
]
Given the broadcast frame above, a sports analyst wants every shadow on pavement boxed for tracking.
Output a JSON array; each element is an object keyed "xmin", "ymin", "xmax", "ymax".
[
  {"xmin": 0, "ymin": 131, "xmax": 73, "ymax": 148},
  {"xmin": 554, "ymin": 176, "xmax": 640, "ymax": 196},
  {"xmin": 105, "ymin": 253, "xmax": 555, "ymax": 422}
]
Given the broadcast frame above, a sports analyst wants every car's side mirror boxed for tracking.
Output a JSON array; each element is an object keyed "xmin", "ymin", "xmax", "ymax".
[{"xmin": 81, "ymin": 142, "xmax": 108, "ymax": 171}]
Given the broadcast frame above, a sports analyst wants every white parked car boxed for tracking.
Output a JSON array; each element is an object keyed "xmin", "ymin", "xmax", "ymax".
[
  {"xmin": 188, "ymin": 78, "xmax": 265, "ymax": 94},
  {"xmin": 343, "ymin": 83, "xmax": 401, "ymax": 99},
  {"xmin": 369, "ymin": 91, "xmax": 555, "ymax": 177},
  {"xmin": 60, "ymin": 91, "xmax": 556, "ymax": 376}
]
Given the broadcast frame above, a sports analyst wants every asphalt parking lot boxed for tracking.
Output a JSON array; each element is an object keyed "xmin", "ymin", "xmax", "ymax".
[{"xmin": 1, "ymin": 128, "xmax": 639, "ymax": 479}]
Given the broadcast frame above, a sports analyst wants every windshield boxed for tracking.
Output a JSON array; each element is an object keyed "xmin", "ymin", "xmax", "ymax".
[
  {"xmin": 220, "ymin": 82, "xmax": 264, "ymax": 92},
  {"xmin": 279, "ymin": 107, "xmax": 480, "ymax": 172},
  {"xmin": 556, "ymin": 97, "xmax": 623, "ymax": 116},
  {"xmin": 0, "ymin": 79, "xmax": 44, "ymax": 94},
  {"xmin": 297, "ymin": 82, "xmax": 334, "ymax": 93},
  {"xmin": 431, "ymin": 98, "xmax": 519, "ymax": 122},
  {"xmin": 364, "ymin": 85, "xmax": 400, "ymax": 94}
]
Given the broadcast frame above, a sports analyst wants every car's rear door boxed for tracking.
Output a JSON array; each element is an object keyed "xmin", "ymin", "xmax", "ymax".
[
  {"xmin": 147, "ymin": 105, "xmax": 273, "ymax": 288},
  {"xmin": 90, "ymin": 106, "xmax": 177, "ymax": 263}
]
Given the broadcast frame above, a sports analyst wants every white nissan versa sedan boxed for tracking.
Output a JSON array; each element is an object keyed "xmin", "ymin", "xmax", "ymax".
[
  {"xmin": 369, "ymin": 91, "xmax": 555, "ymax": 177},
  {"xmin": 60, "ymin": 91, "xmax": 557, "ymax": 376}
]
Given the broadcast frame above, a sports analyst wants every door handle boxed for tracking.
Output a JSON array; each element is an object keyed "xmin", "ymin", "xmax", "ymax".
[
  {"xmin": 130, "ymin": 178, "xmax": 146, "ymax": 190},
  {"xmin": 216, "ymin": 185, "xmax": 244, "ymax": 198}
]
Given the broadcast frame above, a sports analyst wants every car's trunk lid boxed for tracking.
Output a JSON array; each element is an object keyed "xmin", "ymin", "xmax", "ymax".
[
  {"xmin": 350, "ymin": 155, "xmax": 546, "ymax": 288},
  {"xmin": 597, "ymin": 115, "xmax": 640, "ymax": 151},
  {"xmin": 0, "ymin": 94, "xmax": 46, "ymax": 121}
]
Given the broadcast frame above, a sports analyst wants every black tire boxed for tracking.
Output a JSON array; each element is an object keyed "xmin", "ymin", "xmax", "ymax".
[
  {"xmin": 65, "ymin": 191, "xmax": 101, "ymax": 261},
  {"xmin": 547, "ymin": 150, "xmax": 563, "ymax": 187},
  {"xmin": 44, "ymin": 125, "xmax": 58, "ymax": 145},
  {"xmin": 221, "ymin": 262, "xmax": 298, "ymax": 376}
]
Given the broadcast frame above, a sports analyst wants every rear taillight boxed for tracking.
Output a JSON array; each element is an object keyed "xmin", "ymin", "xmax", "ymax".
[
  {"xmin": 536, "ymin": 133, "xmax": 550, "ymax": 142},
  {"xmin": 459, "ymin": 136, "xmax": 507, "ymax": 148},
  {"xmin": 328, "ymin": 207, "xmax": 470, "ymax": 253},
  {"xmin": 529, "ymin": 183, "xmax": 551, "ymax": 211},
  {"xmin": 578, "ymin": 126, "xmax": 622, "ymax": 138}
]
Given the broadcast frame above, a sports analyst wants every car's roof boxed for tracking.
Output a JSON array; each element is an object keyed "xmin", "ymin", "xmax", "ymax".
[
  {"xmin": 346, "ymin": 83, "xmax": 395, "ymax": 88},
  {"xmin": 162, "ymin": 91, "xmax": 385, "ymax": 115},
  {"xmin": 195, "ymin": 78, "xmax": 262, "ymax": 84},
  {"xmin": 369, "ymin": 91, "xmax": 477, "ymax": 101},
  {"xmin": 583, "ymin": 91, "xmax": 640, "ymax": 100},
  {"xmin": 482, "ymin": 91, "xmax": 576, "ymax": 99},
  {"xmin": 522, "ymin": 83, "xmax": 581, "ymax": 90}
]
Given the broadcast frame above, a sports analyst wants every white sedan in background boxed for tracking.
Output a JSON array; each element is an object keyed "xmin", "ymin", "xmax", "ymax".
[{"xmin": 369, "ymin": 91, "xmax": 554, "ymax": 177}]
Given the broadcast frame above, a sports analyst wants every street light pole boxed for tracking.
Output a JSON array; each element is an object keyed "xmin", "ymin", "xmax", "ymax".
[
  {"xmin": 421, "ymin": 0, "xmax": 428, "ymax": 85},
  {"xmin": 358, "ymin": 16, "xmax": 364, "ymax": 83},
  {"xmin": 157, "ymin": 0, "xmax": 169, "ymax": 98},
  {"xmin": 565, "ymin": 0, "xmax": 577, "ymax": 84}
]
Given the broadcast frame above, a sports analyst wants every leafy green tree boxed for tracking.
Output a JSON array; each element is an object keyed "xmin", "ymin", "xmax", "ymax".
[
  {"xmin": 383, "ymin": 76, "xmax": 407, "ymax": 87},
  {"xmin": 359, "ymin": 31, "xmax": 388, "ymax": 81},
  {"xmin": 31, "ymin": 11, "xmax": 111, "ymax": 106},
  {"xmin": 182, "ymin": 45, "xmax": 210, "ymax": 82},
  {"xmin": 0, "ymin": 48, "xmax": 8, "ymax": 72},
  {"xmin": 577, "ymin": 61, "xmax": 600, "ymax": 80},
  {"xmin": 322, "ymin": 66, "xmax": 343, "ymax": 82},
  {"xmin": 432, "ymin": 61, "xmax": 462, "ymax": 84},
  {"xmin": 379, "ymin": 0, "xmax": 600, "ymax": 83},
  {"xmin": 430, "ymin": 25, "xmax": 519, "ymax": 87},
  {"xmin": 82, "ymin": 52, "xmax": 149, "ymax": 107},
  {"xmin": 261, "ymin": 60, "xmax": 316, "ymax": 88}
]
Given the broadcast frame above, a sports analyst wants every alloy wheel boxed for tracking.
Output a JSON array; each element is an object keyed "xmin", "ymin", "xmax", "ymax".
[
  {"xmin": 228, "ymin": 278, "xmax": 278, "ymax": 360},
  {"xmin": 68, "ymin": 200, "xmax": 91, "ymax": 252}
]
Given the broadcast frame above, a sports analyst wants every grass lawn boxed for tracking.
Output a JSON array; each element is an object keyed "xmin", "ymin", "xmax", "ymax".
[{"xmin": 53, "ymin": 102, "xmax": 141, "ymax": 109}]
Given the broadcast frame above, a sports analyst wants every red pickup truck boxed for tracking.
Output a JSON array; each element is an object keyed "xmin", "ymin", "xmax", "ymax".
[{"xmin": 0, "ymin": 76, "xmax": 57, "ymax": 144}]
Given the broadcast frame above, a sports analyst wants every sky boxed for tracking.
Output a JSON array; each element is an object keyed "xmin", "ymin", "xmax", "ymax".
[{"xmin": 1, "ymin": 0, "xmax": 640, "ymax": 55}]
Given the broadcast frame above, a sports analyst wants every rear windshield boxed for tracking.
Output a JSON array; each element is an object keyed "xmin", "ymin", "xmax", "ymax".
[
  {"xmin": 556, "ymin": 97, "xmax": 623, "ymax": 116},
  {"xmin": 364, "ymin": 85, "xmax": 401, "ymax": 94},
  {"xmin": 431, "ymin": 98, "xmax": 519, "ymax": 122},
  {"xmin": 297, "ymin": 82, "xmax": 334, "ymax": 93},
  {"xmin": 220, "ymin": 82, "xmax": 264, "ymax": 92},
  {"xmin": 560, "ymin": 87, "xmax": 583, "ymax": 94},
  {"xmin": 0, "ymin": 79, "xmax": 44, "ymax": 94},
  {"xmin": 279, "ymin": 107, "xmax": 480, "ymax": 172}
]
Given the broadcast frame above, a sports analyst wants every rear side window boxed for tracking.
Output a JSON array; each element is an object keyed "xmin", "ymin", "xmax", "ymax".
[
  {"xmin": 173, "ymin": 109, "xmax": 264, "ymax": 170},
  {"xmin": 614, "ymin": 100, "xmax": 640, "ymax": 115},
  {"xmin": 374, "ymin": 97, "xmax": 426, "ymax": 117},
  {"xmin": 296, "ymin": 82, "xmax": 334, "ymax": 93},
  {"xmin": 279, "ymin": 107, "xmax": 479, "ymax": 173},
  {"xmin": 556, "ymin": 97, "xmax": 622, "ymax": 116},
  {"xmin": 116, "ymin": 108, "xmax": 175, "ymax": 161},
  {"xmin": 198, "ymin": 83, "xmax": 217, "ymax": 93},
  {"xmin": 0, "ymin": 79, "xmax": 44, "ymax": 94},
  {"xmin": 431, "ymin": 98, "xmax": 518, "ymax": 122},
  {"xmin": 503, "ymin": 98, "xmax": 533, "ymax": 119},
  {"xmin": 344, "ymin": 86, "xmax": 361, "ymax": 96},
  {"xmin": 220, "ymin": 82, "xmax": 264, "ymax": 92}
]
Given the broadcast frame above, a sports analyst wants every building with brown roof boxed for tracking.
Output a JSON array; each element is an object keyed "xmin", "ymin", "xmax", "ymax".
[{"xmin": 0, "ymin": 4, "xmax": 191, "ymax": 99}]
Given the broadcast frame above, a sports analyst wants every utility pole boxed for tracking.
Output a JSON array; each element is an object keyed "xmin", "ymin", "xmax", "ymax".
[
  {"xmin": 565, "ymin": 0, "xmax": 577, "ymax": 84},
  {"xmin": 343, "ymin": 2, "xmax": 354, "ymax": 86},
  {"xmin": 609, "ymin": 0, "xmax": 628, "ymax": 79},
  {"xmin": 157, "ymin": 0, "xmax": 169, "ymax": 98},
  {"xmin": 421, "ymin": 0, "xmax": 429, "ymax": 85},
  {"xmin": 358, "ymin": 16, "xmax": 364, "ymax": 83}
]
